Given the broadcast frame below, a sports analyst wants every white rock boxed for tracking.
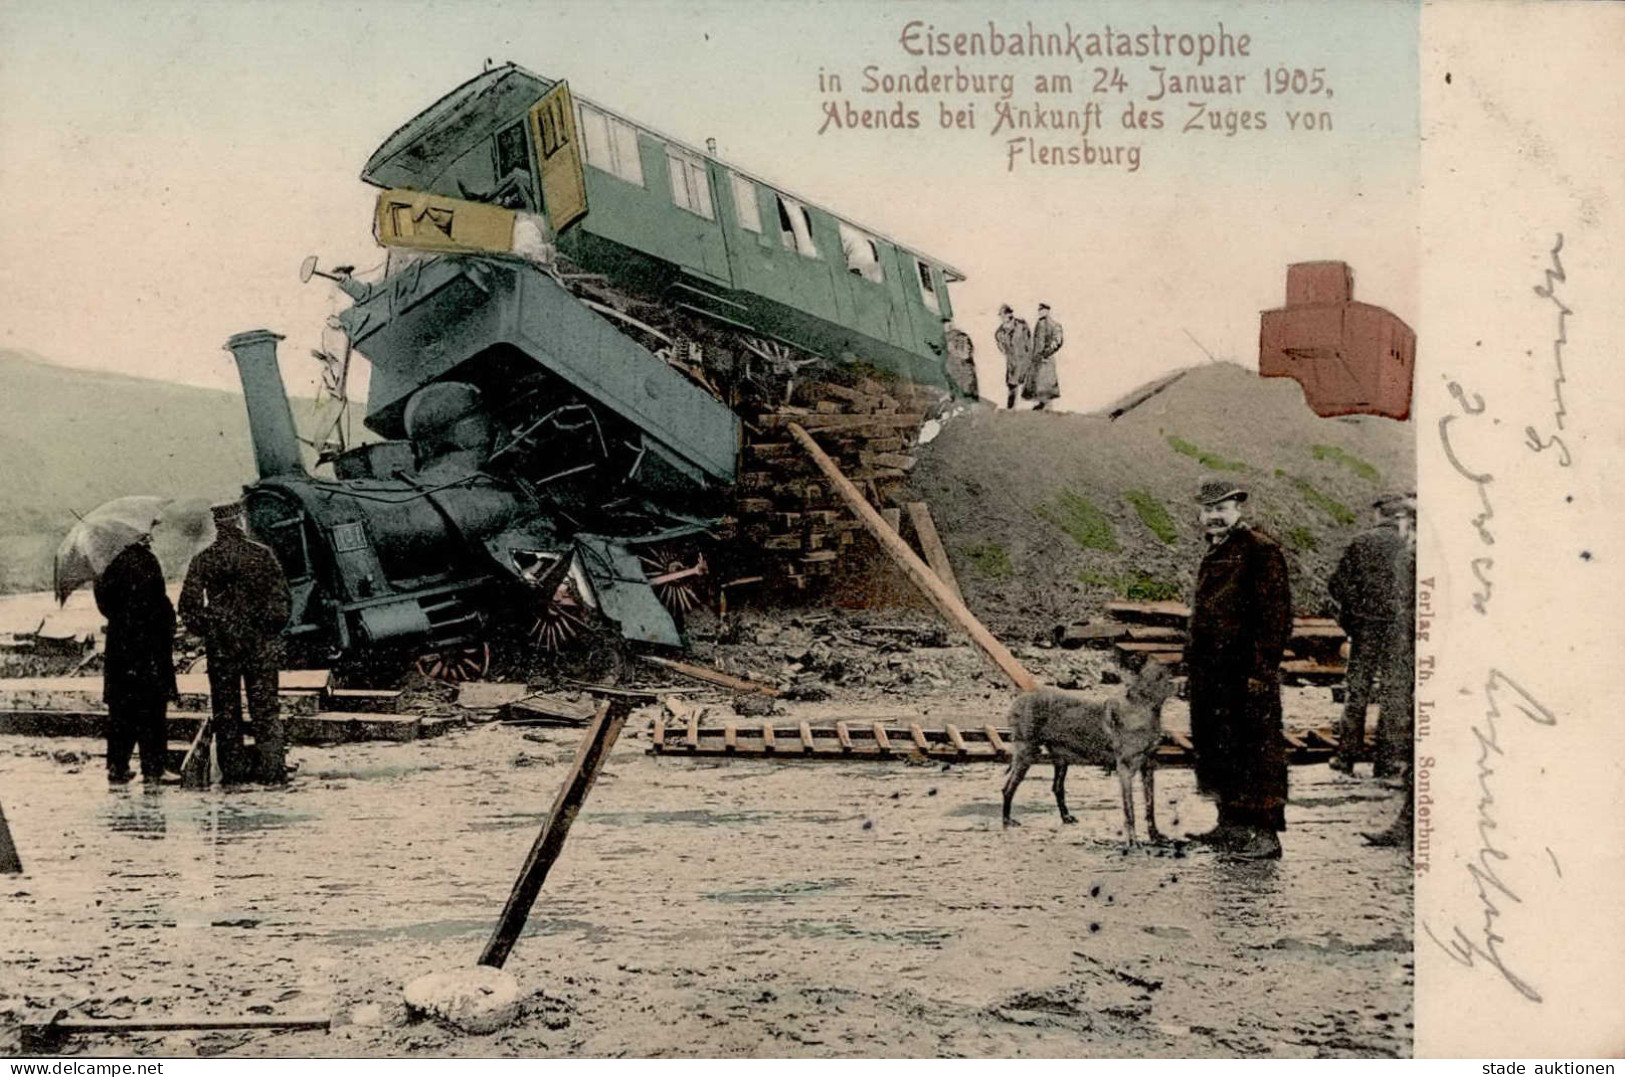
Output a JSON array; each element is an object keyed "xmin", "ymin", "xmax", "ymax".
[
  {"xmin": 403, "ymin": 966, "xmax": 521, "ymax": 1035},
  {"xmin": 349, "ymin": 1002, "xmax": 386, "ymax": 1027}
]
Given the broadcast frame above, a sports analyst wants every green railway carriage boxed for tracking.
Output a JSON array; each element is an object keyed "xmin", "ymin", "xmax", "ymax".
[{"xmin": 361, "ymin": 63, "xmax": 965, "ymax": 388}]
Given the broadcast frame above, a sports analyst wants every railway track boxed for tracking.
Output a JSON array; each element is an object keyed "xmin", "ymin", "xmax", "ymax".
[{"xmin": 648, "ymin": 710, "xmax": 1355, "ymax": 766}]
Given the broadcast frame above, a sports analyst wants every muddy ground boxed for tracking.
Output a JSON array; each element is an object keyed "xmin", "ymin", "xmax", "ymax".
[{"xmin": 0, "ymin": 651, "xmax": 1413, "ymax": 1059}]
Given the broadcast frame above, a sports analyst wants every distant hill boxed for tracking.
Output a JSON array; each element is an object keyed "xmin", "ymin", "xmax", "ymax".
[
  {"xmin": 907, "ymin": 362, "xmax": 1416, "ymax": 637},
  {"xmin": 0, "ymin": 351, "xmax": 325, "ymax": 593}
]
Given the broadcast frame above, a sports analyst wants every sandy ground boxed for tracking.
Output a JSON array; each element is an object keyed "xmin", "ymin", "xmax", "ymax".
[{"xmin": 0, "ymin": 692, "xmax": 1413, "ymax": 1059}]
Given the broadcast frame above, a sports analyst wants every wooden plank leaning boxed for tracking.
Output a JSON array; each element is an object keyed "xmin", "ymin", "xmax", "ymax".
[
  {"xmin": 478, "ymin": 695, "xmax": 633, "ymax": 969},
  {"xmin": 904, "ymin": 501, "xmax": 963, "ymax": 603},
  {"xmin": 787, "ymin": 423, "xmax": 1039, "ymax": 693}
]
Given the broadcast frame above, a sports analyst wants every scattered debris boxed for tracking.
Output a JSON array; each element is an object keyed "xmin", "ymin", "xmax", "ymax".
[
  {"xmin": 497, "ymin": 694, "xmax": 598, "ymax": 727},
  {"xmin": 455, "ymin": 682, "xmax": 532, "ymax": 712}
]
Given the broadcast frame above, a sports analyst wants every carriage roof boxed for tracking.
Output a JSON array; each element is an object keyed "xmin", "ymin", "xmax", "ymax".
[{"xmin": 362, "ymin": 63, "xmax": 964, "ymax": 282}]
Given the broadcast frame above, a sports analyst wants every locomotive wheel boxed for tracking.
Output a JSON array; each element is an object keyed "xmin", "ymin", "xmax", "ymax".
[
  {"xmin": 529, "ymin": 580, "xmax": 592, "ymax": 652},
  {"xmin": 638, "ymin": 543, "xmax": 710, "ymax": 616},
  {"xmin": 415, "ymin": 643, "xmax": 491, "ymax": 683}
]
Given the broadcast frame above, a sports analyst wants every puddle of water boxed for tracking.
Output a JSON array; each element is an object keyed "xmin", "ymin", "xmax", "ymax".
[
  {"xmin": 211, "ymin": 809, "xmax": 317, "ymax": 832},
  {"xmin": 1288, "ymin": 794, "xmax": 1393, "ymax": 808},
  {"xmin": 467, "ymin": 812, "xmax": 547, "ymax": 832},
  {"xmin": 585, "ymin": 809, "xmax": 773, "ymax": 827},
  {"xmin": 775, "ymin": 918, "xmax": 955, "ymax": 947},
  {"xmin": 305, "ymin": 763, "xmax": 444, "ymax": 782},
  {"xmin": 946, "ymin": 802, "xmax": 1002, "ymax": 818},
  {"xmin": 704, "ymin": 878, "xmax": 854, "ymax": 904},
  {"xmin": 325, "ymin": 915, "xmax": 606, "ymax": 946},
  {"xmin": 1257, "ymin": 931, "xmax": 1410, "ymax": 954},
  {"xmin": 1142, "ymin": 925, "xmax": 1192, "ymax": 939}
]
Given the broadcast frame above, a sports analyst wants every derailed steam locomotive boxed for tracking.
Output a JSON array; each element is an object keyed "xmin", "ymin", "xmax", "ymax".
[{"xmin": 228, "ymin": 64, "xmax": 966, "ymax": 677}]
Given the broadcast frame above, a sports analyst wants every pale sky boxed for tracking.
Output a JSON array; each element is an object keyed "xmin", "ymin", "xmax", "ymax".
[{"xmin": 0, "ymin": 0, "xmax": 1417, "ymax": 416}]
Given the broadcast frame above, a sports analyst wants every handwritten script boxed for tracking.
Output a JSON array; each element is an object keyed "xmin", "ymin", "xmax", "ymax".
[
  {"xmin": 1525, "ymin": 233, "xmax": 1573, "ymax": 467},
  {"xmin": 1437, "ymin": 380, "xmax": 1495, "ymax": 614},
  {"xmin": 1422, "ymin": 670, "xmax": 1557, "ymax": 1003}
]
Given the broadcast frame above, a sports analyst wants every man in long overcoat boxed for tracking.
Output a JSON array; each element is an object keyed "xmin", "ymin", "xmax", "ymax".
[
  {"xmin": 937, "ymin": 317, "xmax": 979, "ymax": 400},
  {"xmin": 94, "ymin": 535, "xmax": 178, "ymax": 784},
  {"xmin": 1185, "ymin": 479, "xmax": 1293, "ymax": 859},
  {"xmin": 1327, "ymin": 492, "xmax": 1417, "ymax": 778},
  {"xmin": 994, "ymin": 304, "xmax": 1032, "ymax": 410},
  {"xmin": 1026, "ymin": 303, "xmax": 1063, "ymax": 409},
  {"xmin": 179, "ymin": 502, "xmax": 292, "ymax": 784}
]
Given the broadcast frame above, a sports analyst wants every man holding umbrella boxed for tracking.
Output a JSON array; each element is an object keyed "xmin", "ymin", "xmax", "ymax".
[
  {"xmin": 56, "ymin": 496, "xmax": 185, "ymax": 785},
  {"xmin": 93, "ymin": 532, "xmax": 178, "ymax": 784},
  {"xmin": 180, "ymin": 502, "xmax": 292, "ymax": 785}
]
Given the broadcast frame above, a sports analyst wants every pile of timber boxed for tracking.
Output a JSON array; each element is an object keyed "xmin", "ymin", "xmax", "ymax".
[
  {"xmin": 1061, "ymin": 601, "xmax": 1350, "ymax": 685},
  {"xmin": 0, "ymin": 671, "xmax": 456, "ymax": 752},
  {"xmin": 727, "ymin": 378, "xmax": 946, "ymax": 589}
]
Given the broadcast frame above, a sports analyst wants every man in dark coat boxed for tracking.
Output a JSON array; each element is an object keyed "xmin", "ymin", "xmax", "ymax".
[
  {"xmin": 1327, "ymin": 493, "xmax": 1417, "ymax": 778},
  {"xmin": 994, "ymin": 304, "xmax": 1032, "ymax": 410},
  {"xmin": 1185, "ymin": 479, "xmax": 1293, "ymax": 860},
  {"xmin": 1026, "ymin": 303, "xmax": 1063, "ymax": 410},
  {"xmin": 179, "ymin": 502, "xmax": 292, "ymax": 784},
  {"xmin": 94, "ymin": 536, "xmax": 178, "ymax": 784}
]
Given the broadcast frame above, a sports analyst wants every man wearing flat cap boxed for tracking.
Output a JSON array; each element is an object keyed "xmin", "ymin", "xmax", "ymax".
[
  {"xmin": 1328, "ymin": 492, "xmax": 1417, "ymax": 779},
  {"xmin": 994, "ymin": 304, "xmax": 1032, "ymax": 410},
  {"xmin": 1026, "ymin": 303, "xmax": 1063, "ymax": 410},
  {"xmin": 179, "ymin": 501, "xmax": 292, "ymax": 784},
  {"xmin": 1185, "ymin": 479, "xmax": 1293, "ymax": 859}
]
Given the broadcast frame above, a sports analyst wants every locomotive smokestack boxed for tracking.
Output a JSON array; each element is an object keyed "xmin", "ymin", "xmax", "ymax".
[{"xmin": 225, "ymin": 329, "xmax": 307, "ymax": 479}]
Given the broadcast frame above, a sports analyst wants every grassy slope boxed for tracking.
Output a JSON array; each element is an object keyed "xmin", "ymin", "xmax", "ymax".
[
  {"xmin": 0, "ymin": 351, "xmax": 322, "ymax": 593},
  {"xmin": 908, "ymin": 362, "xmax": 1415, "ymax": 638}
]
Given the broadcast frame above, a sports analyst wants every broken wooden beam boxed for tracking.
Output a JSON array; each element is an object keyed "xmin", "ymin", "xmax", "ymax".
[
  {"xmin": 640, "ymin": 654, "xmax": 779, "ymax": 696},
  {"xmin": 1058, "ymin": 622, "xmax": 1131, "ymax": 648},
  {"xmin": 1103, "ymin": 600, "xmax": 1192, "ymax": 626},
  {"xmin": 904, "ymin": 501, "xmax": 963, "ymax": 603},
  {"xmin": 479, "ymin": 696, "xmax": 633, "ymax": 969}
]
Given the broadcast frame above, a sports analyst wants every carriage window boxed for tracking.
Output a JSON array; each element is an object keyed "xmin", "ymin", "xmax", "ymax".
[
  {"xmin": 916, "ymin": 259, "xmax": 941, "ymax": 313},
  {"xmin": 495, "ymin": 121, "xmax": 529, "ymax": 179},
  {"xmin": 666, "ymin": 149, "xmax": 714, "ymax": 219},
  {"xmin": 730, "ymin": 172, "xmax": 761, "ymax": 232},
  {"xmin": 535, "ymin": 95, "xmax": 570, "ymax": 160},
  {"xmin": 839, "ymin": 222, "xmax": 883, "ymax": 283},
  {"xmin": 775, "ymin": 195, "xmax": 818, "ymax": 258},
  {"xmin": 576, "ymin": 102, "xmax": 644, "ymax": 186}
]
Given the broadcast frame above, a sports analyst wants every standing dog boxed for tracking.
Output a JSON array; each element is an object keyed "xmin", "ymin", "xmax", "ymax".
[{"xmin": 1001, "ymin": 662, "xmax": 1176, "ymax": 844}]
